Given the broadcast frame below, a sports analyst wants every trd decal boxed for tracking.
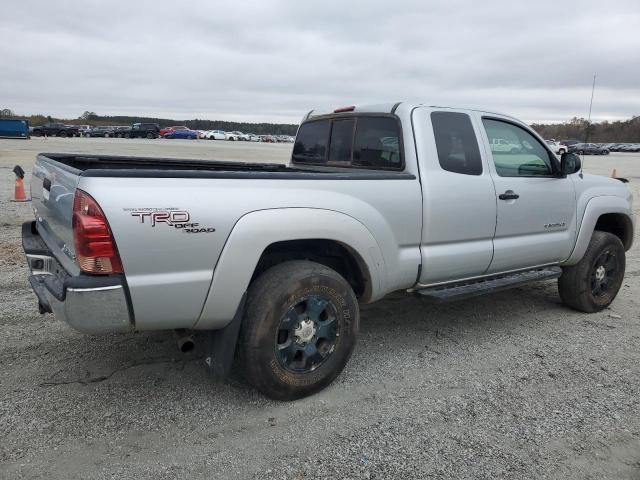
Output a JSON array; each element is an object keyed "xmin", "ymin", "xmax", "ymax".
[{"xmin": 124, "ymin": 207, "xmax": 215, "ymax": 234}]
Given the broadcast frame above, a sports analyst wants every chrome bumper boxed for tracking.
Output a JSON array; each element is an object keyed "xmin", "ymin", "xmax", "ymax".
[{"xmin": 22, "ymin": 221, "xmax": 134, "ymax": 334}]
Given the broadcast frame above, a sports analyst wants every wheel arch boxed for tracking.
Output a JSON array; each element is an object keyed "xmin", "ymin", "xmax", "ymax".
[
  {"xmin": 251, "ymin": 238, "xmax": 372, "ymax": 301},
  {"xmin": 563, "ymin": 196, "xmax": 635, "ymax": 265},
  {"xmin": 594, "ymin": 212, "xmax": 634, "ymax": 250},
  {"xmin": 195, "ymin": 208, "xmax": 385, "ymax": 330}
]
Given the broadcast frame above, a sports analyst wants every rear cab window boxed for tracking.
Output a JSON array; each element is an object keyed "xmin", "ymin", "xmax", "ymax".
[
  {"xmin": 431, "ymin": 111, "xmax": 483, "ymax": 175},
  {"xmin": 292, "ymin": 115, "xmax": 403, "ymax": 170}
]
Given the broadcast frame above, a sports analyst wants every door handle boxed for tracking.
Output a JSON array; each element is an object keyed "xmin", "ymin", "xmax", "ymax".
[{"xmin": 499, "ymin": 190, "xmax": 519, "ymax": 200}]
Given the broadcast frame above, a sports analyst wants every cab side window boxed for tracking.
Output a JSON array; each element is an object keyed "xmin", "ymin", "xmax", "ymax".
[
  {"xmin": 482, "ymin": 119, "xmax": 554, "ymax": 177},
  {"xmin": 431, "ymin": 112, "xmax": 483, "ymax": 175}
]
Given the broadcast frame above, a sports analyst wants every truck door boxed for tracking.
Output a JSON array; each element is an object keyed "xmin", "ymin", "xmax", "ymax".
[
  {"xmin": 414, "ymin": 108, "xmax": 498, "ymax": 284},
  {"xmin": 478, "ymin": 115, "xmax": 577, "ymax": 273}
]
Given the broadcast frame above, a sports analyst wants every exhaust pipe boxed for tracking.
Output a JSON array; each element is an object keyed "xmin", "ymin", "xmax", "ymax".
[{"xmin": 174, "ymin": 329, "xmax": 195, "ymax": 353}]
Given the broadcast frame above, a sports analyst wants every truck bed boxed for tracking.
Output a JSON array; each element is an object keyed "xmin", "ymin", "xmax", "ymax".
[{"xmin": 38, "ymin": 153, "xmax": 414, "ymax": 180}]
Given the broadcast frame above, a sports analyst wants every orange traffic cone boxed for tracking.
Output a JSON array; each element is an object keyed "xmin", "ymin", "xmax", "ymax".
[
  {"xmin": 12, "ymin": 165, "xmax": 29, "ymax": 202},
  {"xmin": 12, "ymin": 178, "xmax": 28, "ymax": 202}
]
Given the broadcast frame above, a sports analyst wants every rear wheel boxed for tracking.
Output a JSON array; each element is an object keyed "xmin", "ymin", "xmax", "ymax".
[
  {"xmin": 58, "ymin": 131, "xmax": 67, "ymax": 138},
  {"xmin": 238, "ymin": 260, "xmax": 359, "ymax": 400},
  {"xmin": 558, "ymin": 231, "xmax": 625, "ymax": 313},
  {"xmin": 146, "ymin": 132, "xmax": 154, "ymax": 139}
]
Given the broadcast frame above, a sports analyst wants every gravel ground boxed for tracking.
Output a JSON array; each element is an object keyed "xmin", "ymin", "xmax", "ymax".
[{"xmin": 0, "ymin": 138, "xmax": 639, "ymax": 479}]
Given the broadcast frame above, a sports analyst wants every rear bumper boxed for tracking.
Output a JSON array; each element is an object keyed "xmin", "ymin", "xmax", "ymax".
[{"xmin": 22, "ymin": 221, "xmax": 134, "ymax": 334}]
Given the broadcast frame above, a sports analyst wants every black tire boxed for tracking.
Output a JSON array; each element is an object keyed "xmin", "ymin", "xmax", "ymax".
[
  {"xmin": 58, "ymin": 131, "xmax": 67, "ymax": 138},
  {"xmin": 238, "ymin": 260, "xmax": 359, "ymax": 400},
  {"xmin": 577, "ymin": 150, "xmax": 584, "ymax": 155},
  {"xmin": 146, "ymin": 132, "xmax": 154, "ymax": 139},
  {"xmin": 558, "ymin": 231, "xmax": 625, "ymax": 313},
  {"xmin": 33, "ymin": 130, "xmax": 43, "ymax": 137}
]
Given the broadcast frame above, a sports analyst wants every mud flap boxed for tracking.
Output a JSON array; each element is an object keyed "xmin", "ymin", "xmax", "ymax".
[{"xmin": 204, "ymin": 292, "xmax": 246, "ymax": 380}]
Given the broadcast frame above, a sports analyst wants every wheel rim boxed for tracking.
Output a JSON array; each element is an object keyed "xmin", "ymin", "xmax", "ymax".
[
  {"xmin": 275, "ymin": 294, "xmax": 339, "ymax": 373},
  {"xmin": 590, "ymin": 249, "xmax": 618, "ymax": 297}
]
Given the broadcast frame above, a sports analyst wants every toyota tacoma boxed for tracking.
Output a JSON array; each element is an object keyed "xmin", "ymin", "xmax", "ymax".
[{"xmin": 22, "ymin": 103, "xmax": 635, "ymax": 400}]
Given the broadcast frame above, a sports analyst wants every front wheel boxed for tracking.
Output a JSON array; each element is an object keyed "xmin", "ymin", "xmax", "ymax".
[
  {"xmin": 238, "ymin": 260, "xmax": 359, "ymax": 400},
  {"xmin": 558, "ymin": 231, "xmax": 625, "ymax": 313}
]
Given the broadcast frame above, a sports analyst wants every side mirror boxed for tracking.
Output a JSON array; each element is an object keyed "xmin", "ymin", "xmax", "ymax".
[{"xmin": 560, "ymin": 152, "xmax": 581, "ymax": 175}]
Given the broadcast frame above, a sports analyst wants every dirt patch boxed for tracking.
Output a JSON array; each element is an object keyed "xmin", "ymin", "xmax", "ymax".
[{"xmin": 0, "ymin": 241, "xmax": 26, "ymax": 267}]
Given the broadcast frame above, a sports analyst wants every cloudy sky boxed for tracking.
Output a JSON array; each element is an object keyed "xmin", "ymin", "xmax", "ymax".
[{"xmin": 2, "ymin": 0, "xmax": 639, "ymax": 124}]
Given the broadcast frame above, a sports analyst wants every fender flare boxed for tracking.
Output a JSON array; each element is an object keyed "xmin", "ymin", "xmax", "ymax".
[
  {"xmin": 195, "ymin": 208, "xmax": 386, "ymax": 330},
  {"xmin": 563, "ymin": 195, "xmax": 634, "ymax": 266}
]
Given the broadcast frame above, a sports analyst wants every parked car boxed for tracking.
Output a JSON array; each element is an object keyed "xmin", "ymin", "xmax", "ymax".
[
  {"xmin": 76, "ymin": 125, "xmax": 92, "ymax": 137},
  {"xmin": 559, "ymin": 140, "xmax": 581, "ymax": 148},
  {"xmin": 620, "ymin": 144, "xmax": 640, "ymax": 152},
  {"xmin": 489, "ymin": 138, "xmax": 521, "ymax": 153},
  {"xmin": 545, "ymin": 140, "xmax": 567, "ymax": 154},
  {"xmin": 31, "ymin": 123, "xmax": 80, "ymax": 137},
  {"xmin": 86, "ymin": 126, "xmax": 115, "ymax": 138},
  {"xmin": 247, "ymin": 134, "xmax": 261, "ymax": 142},
  {"xmin": 158, "ymin": 126, "xmax": 185, "ymax": 136},
  {"xmin": 163, "ymin": 128, "xmax": 198, "ymax": 139},
  {"xmin": 202, "ymin": 130, "xmax": 227, "ymax": 140},
  {"xmin": 259, "ymin": 135, "xmax": 275, "ymax": 143},
  {"xmin": 116, "ymin": 123, "xmax": 160, "ymax": 139},
  {"xmin": 569, "ymin": 143, "xmax": 610, "ymax": 155},
  {"xmin": 608, "ymin": 143, "xmax": 628, "ymax": 152},
  {"xmin": 0, "ymin": 118, "xmax": 29, "ymax": 139},
  {"xmin": 226, "ymin": 131, "xmax": 248, "ymax": 141}
]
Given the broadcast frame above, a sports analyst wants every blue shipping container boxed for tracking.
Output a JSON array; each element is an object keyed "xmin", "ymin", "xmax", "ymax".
[{"xmin": 0, "ymin": 119, "xmax": 30, "ymax": 139}]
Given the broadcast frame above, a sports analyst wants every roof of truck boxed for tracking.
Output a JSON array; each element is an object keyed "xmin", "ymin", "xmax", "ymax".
[{"xmin": 305, "ymin": 102, "xmax": 520, "ymax": 123}]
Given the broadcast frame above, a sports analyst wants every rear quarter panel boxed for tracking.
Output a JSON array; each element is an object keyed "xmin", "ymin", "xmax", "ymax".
[{"xmin": 78, "ymin": 173, "xmax": 423, "ymax": 331}]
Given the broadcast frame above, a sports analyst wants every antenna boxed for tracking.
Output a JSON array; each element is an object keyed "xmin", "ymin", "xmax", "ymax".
[{"xmin": 580, "ymin": 74, "xmax": 596, "ymax": 174}]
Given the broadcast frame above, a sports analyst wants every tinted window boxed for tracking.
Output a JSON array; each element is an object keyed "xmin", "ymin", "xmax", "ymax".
[
  {"xmin": 352, "ymin": 117, "xmax": 401, "ymax": 169},
  {"xmin": 431, "ymin": 112, "xmax": 482, "ymax": 175},
  {"xmin": 292, "ymin": 120, "xmax": 330, "ymax": 164},
  {"xmin": 329, "ymin": 119, "xmax": 355, "ymax": 165},
  {"xmin": 292, "ymin": 116, "xmax": 402, "ymax": 170},
  {"xmin": 482, "ymin": 118, "xmax": 553, "ymax": 177}
]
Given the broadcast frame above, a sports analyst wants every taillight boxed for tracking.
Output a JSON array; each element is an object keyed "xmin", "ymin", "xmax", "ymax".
[{"xmin": 72, "ymin": 189, "xmax": 123, "ymax": 274}]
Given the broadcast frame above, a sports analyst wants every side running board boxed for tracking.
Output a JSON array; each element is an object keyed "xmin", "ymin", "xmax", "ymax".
[{"xmin": 416, "ymin": 267, "xmax": 562, "ymax": 302}]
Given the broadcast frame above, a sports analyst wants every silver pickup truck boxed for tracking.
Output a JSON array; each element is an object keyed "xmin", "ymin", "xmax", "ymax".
[{"xmin": 23, "ymin": 103, "xmax": 635, "ymax": 400}]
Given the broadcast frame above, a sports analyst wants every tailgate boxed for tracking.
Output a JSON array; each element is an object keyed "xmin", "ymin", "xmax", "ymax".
[{"xmin": 30, "ymin": 154, "xmax": 81, "ymax": 275}]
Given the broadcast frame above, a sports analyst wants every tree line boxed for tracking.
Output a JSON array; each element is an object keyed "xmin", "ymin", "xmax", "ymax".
[{"xmin": 531, "ymin": 116, "xmax": 640, "ymax": 143}]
